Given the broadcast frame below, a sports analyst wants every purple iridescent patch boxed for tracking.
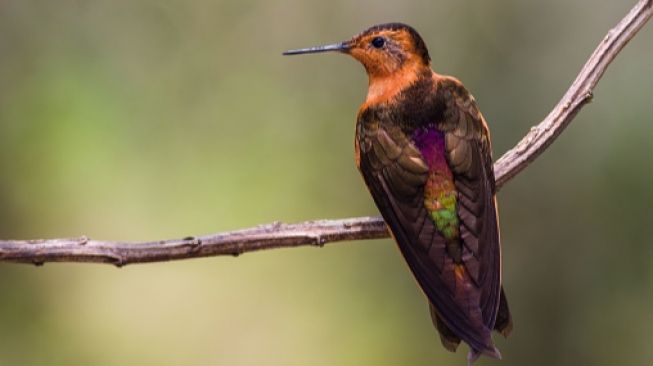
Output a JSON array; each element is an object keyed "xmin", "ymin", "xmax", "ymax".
[{"xmin": 412, "ymin": 127, "xmax": 451, "ymax": 176}]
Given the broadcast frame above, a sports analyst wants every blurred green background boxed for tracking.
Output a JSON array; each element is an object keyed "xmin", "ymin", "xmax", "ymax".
[{"xmin": 1, "ymin": 1, "xmax": 652, "ymax": 365}]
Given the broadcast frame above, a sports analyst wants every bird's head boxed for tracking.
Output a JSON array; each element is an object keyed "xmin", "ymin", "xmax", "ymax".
[{"xmin": 284, "ymin": 23, "xmax": 431, "ymax": 80}]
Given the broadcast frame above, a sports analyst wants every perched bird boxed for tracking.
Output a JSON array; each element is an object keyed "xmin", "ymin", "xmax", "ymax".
[{"xmin": 284, "ymin": 23, "xmax": 512, "ymax": 364}]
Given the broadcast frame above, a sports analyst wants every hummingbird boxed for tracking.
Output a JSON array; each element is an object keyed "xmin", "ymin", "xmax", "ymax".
[{"xmin": 284, "ymin": 23, "xmax": 512, "ymax": 364}]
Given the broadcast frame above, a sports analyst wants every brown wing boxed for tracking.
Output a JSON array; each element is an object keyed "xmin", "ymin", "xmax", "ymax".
[
  {"xmin": 439, "ymin": 77, "xmax": 502, "ymax": 337},
  {"xmin": 356, "ymin": 77, "xmax": 501, "ymax": 355}
]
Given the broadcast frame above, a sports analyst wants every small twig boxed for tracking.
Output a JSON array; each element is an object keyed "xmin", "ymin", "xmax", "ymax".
[{"xmin": 1, "ymin": 0, "xmax": 652, "ymax": 266}]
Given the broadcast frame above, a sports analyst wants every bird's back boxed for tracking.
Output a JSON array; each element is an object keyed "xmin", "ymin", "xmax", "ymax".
[{"xmin": 355, "ymin": 71, "xmax": 511, "ymax": 363}]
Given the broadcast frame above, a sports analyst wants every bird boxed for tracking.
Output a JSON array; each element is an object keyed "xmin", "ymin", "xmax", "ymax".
[{"xmin": 283, "ymin": 23, "xmax": 512, "ymax": 364}]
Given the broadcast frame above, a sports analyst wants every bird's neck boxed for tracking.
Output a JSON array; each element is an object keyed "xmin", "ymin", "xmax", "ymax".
[{"xmin": 361, "ymin": 61, "xmax": 431, "ymax": 110}]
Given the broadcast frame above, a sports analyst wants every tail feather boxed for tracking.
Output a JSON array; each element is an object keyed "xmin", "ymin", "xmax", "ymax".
[
  {"xmin": 468, "ymin": 287, "xmax": 511, "ymax": 365},
  {"xmin": 430, "ymin": 287, "xmax": 513, "ymax": 364},
  {"xmin": 467, "ymin": 346, "xmax": 501, "ymax": 366},
  {"xmin": 429, "ymin": 303, "xmax": 461, "ymax": 352},
  {"xmin": 494, "ymin": 287, "xmax": 513, "ymax": 337}
]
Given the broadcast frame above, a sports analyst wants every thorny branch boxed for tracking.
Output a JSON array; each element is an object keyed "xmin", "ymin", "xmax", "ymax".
[{"xmin": 1, "ymin": 0, "xmax": 652, "ymax": 267}]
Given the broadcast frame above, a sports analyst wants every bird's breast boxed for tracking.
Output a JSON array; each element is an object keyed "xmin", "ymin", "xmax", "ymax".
[{"xmin": 360, "ymin": 62, "xmax": 431, "ymax": 112}]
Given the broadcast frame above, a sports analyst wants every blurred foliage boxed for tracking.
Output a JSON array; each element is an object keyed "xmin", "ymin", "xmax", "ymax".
[{"xmin": 1, "ymin": 1, "xmax": 652, "ymax": 365}]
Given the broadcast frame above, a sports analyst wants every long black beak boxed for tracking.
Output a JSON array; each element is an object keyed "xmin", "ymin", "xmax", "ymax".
[{"xmin": 283, "ymin": 42, "xmax": 349, "ymax": 56}]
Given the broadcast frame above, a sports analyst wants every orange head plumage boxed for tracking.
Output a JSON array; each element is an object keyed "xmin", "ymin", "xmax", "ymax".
[{"xmin": 284, "ymin": 23, "xmax": 433, "ymax": 106}]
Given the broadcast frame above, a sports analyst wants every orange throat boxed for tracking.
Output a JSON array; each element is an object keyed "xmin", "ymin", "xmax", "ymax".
[{"xmin": 361, "ymin": 61, "xmax": 429, "ymax": 110}]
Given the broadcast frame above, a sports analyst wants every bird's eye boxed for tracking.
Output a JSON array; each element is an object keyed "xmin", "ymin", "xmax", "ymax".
[{"xmin": 371, "ymin": 37, "xmax": 385, "ymax": 48}]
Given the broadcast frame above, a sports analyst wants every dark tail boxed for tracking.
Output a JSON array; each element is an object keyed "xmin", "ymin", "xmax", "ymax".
[
  {"xmin": 430, "ymin": 287, "xmax": 513, "ymax": 364},
  {"xmin": 468, "ymin": 287, "xmax": 513, "ymax": 365},
  {"xmin": 467, "ymin": 346, "xmax": 501, "ymax": 366},
  {"xmin": 494, "ymin": 287, "xmax": 513, "ymax": 337},
  {"xmin": 429, "ymin": 303, "xmax": 461, "ymax": 352}
]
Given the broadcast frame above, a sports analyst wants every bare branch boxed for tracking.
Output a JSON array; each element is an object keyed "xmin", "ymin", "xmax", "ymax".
[
  {"xmin": 1, "ymin": 0, "xmax": 651, "ymax": 266},
  {"xmin": 0, "ymin": 218, "xmax": 389, "ymax": 266},
  {"xmin": 494, "ymin": 0, "xmax": 653, "ymax": 186}
]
